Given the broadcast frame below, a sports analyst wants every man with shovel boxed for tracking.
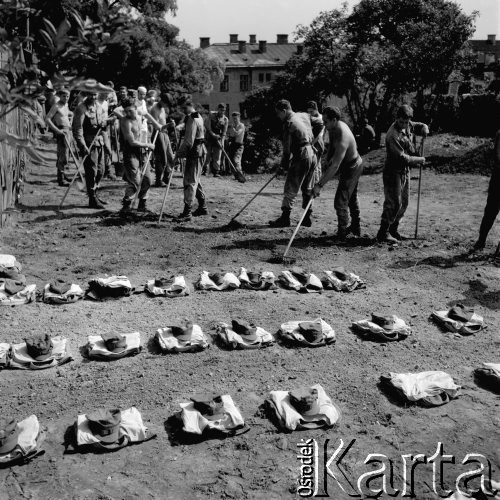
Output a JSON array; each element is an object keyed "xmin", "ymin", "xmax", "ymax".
[
  {"xmin": 376, "ymin": 104, "xmax": 428, "ymax": 244},
  {"xmin": 269, "ymin": 100, "xmax": 319, "ymax": 228},
  {"xmin": 311, "ymin": 106, "xmax": 363, "ymax": 240}
]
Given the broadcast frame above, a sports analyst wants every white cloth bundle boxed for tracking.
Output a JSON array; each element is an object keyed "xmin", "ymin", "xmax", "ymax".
[
  {"xmin": 0, "ymin": 415, "xmax": 43, "ymax": 463},
  {"xmin": 216, "ymin": 323, "xmax": 274, "ymax": 349},
  {"xmin": 0, "ymin": 254, "xmax": 22, "ymax": 273},
  {"xmin": 279, "ymin": 318, "xmax": 335, "ymax": 346},
  {"xmin": 196, "ymin": 271, "xmax": 240, "ymax": 291},
  {"xmin": 322, "ymin": 269, "xmax": 365, "ymax": 292},
  {"xmin": 352, "ymin": 315, "xmax": 411, "ymax": 341},
  {"xmin": 86, "ymin": 276, "xmax": 133, "ymax": 300},
  {"xmin": 9, "ymin": 336, "xmax": 71, "ymax": 369},
  {"xmin": 85, "ymin": 332, "xmax": 141, "ymax": 359},
  {"xmin": 238, "ymin": 268, "xmax": 277, "ymax": 290},
  {"xmin": 268, "ymin": 384, "xmax": 341, "ymax": 431},
  {"xmin": 43, "ymin": 283, "xmax": 84, "ymax": 304},
  {"xmin": 156, "ymin": 324, "xmax": 208, "ymax": 353},
  {"xmin": 0, "ymin": 283, "xmax": 36, "ymax": 305},
  {"xmin": 77, "ymin": 407, "xmax": 147, "ymax": 446},
  {"xmin": 180, "ymin": 395, "xmax": 245, "ymax": 435},
  {"xmin": 431, "ymin": 309, "xmax": 484, "ymax": 335},
  {"xmin": 145, "ymin": 276, "xmax": 189, "ymax": 297}
]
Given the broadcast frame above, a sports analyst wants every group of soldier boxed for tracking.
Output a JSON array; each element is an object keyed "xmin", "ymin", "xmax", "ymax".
[{"xmin": 43, "ymin": 84, "xmax": 500, "ymax": 248}]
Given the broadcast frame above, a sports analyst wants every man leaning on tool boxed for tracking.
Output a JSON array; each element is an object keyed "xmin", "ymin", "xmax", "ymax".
[
  {"xmin": 205, "ymin": 103, "xmax": 228, "ymax": 177},
  {"xmin": 269, "ymin": 99, "xmax": 320, "ymax": 228},
  {"xmin": 376, "ymin": 104, "xmax": 428, "ymax": 244},
  {"xmin": 176, "ymin": 101, "xmax": 208, "ymax": 222},
  {"xmin": 311, "ymin": 106, "xmax": 364, "ymax": 240},
  {"xmin": 72, "ymin": 91, "xmax": 111, "ymax": 209}
]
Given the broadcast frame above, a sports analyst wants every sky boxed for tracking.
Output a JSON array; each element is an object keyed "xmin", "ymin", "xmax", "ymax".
[{"xmin": 166, "ymin": 0, "xmax": 499, "ymax": 47}]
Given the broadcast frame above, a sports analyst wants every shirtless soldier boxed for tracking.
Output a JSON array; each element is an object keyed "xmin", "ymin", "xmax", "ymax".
[{"xmin": 311, "ymin": 106, "xmax": 364, "ymax": 239}]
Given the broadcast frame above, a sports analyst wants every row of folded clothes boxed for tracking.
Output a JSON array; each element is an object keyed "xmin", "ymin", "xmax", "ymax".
[
  {"xmin": 0, "ymin": 310, "xmax": 488, "ymax": 371},
  {"xmin": 2, "ymin": 370, "xmax": 500, "ymax": 468}
]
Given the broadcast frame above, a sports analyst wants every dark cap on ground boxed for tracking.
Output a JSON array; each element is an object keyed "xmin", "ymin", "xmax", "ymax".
[{"xmin": 86, "ymin": 408, "xmax": 121, "ymax": 443}]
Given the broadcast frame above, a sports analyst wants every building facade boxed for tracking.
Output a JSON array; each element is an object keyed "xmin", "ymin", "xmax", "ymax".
[{"xmin": 192, "ymin": 34, "xmax": 302, "ymax": 116}]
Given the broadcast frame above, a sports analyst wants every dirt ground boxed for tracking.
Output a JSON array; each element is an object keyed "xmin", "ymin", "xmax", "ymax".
[{"xmin": 0, "ymin": 134, "xmax": 499, "ymax": 500}]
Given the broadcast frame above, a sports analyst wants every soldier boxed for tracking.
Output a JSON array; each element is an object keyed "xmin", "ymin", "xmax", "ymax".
[
  {"xmin": 227, "ymin": 111, "xmax": 245, "ymax": 181},
  {"xmin": 269, "ymin": 100, "xmax": 320, "ymax": 228},
  {"xmin": 45, "ymin": 88, "xmax": 72, "ymax": 186},
  {"xmin": 72, "ymin": 91, "xmax": 108, "ymax": 208},
  {"xmin": 311, "ymin": 106, "xmax": 364, "ymax": 239},
  {"xmin": 176, "ymin": 101, "xmax": 208, "ymax": 221},
  {"xmin": 376, "ymin": 105, "xmax": 428, "ymax": 244},
  {"xmin": 205, "ymin": 103, "xmax": 228, "ymax": 177},
  {"xmin": 307, "ymin": 101, "xmax": 325, "ymax": 168}
]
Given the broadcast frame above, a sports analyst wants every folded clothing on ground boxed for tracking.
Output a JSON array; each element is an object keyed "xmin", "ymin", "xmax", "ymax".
[
  {"xmin": 156, "ymin": 323, "xmax": 208, "ymax": 353},
  {"xmin": 196, "ymin": 271, "xmax": 240, "ymax": 291},
  {"xmin": 279, "ymin": 268, "xmax": 323, "ymax": 293},
  {"xmin": 145, "ymin": 276, "xmax": 189, "ymax": 297},
  {"xmin": 43, "ymin": 282, "xmax": 84, "ymax": 304},
  {"xmin": 0, "ymin": 282, "xmax": 36, "ymax": 305},
  {"xmin": 0, "ymin": 255, "xmax": 22, "ymax": 278},
  {"xmin": 474, "ymin": 362, "xmax": 500, "ymax": 392},
  {"xmin": 279, "ymin": 318, "xmax": 335, "ymax": 347},
  {"xmin": 322, "ymin": 267, "xmax": 365, "ymax": 292},
  {"xmin": 267, "ymin": 384, "xmax": 341, "ymax": 431},
  {"xmin": 85, "ymin": 332, "xmax": 141, "ymax": 360},
  {"xmin": 380, "ymin": 371, "xmax": 461, "ymax": 406},
  {"xmin": 0, "ymin": 415, "xmax": 45, "ymax": 465},
  {"xmin": 76, "ymin": 407, "xmax": 149, "ymax": 451},
  {"xmin": 86, "ymin": 276, "xmax": 133, "ymax": 300},
  {"xmin": 352, "ymin": 314, "xmax": 411, "ymax": 341},
  {"xmin": 216, "ymin": 319, "xmax": 274, "ymax": 349},
  {"xmin": 431, "ymin": 305, "xmax": 484, "ymax": 335},
  {"xmin": 238, "ymin": 268, "xmax": 277, "ymax": 291},
  {"xmin": 7, "ymin": 336, "xmax": 72, "ymax": 369},
  {"xmin": 180, "ymin": 394, "xmax": 246, "ymax": 436}
]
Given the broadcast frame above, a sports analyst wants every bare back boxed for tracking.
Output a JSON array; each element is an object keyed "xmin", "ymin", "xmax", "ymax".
[{"xmin": 327, "ymin": 120, "xmax": 359, "ymax": 166}]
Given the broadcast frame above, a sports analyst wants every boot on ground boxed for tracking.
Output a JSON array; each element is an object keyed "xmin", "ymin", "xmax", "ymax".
[
  {"xmin": 137, "ymin": 199, "xmax": 148, "ymax": 212},
  {"xmin": 269, "ymin": 209, "xmax": 291, "ymax": 228},
  {"xmin": 176, "ymin": 205, "xmax": 192, "ymax": 222},
  {"xmin": 347, "ymin": 223, "xmax": 361, "ymax": 237},
  {"xmin": 120, "ymin": 200, "xmax": 132, "ymax": 214},
  {"xmin": 57, "ymin": 171, "xmax": 69, "ymax": 187},
  {"xmin": 302, "ymin": 210, "xmax": 313, "ymax": 227},
  {"xmin": 88, "ymin": 195, "xmax": 105, "ymax": 209},
  {"xmin": 193, "ymin": 204, "xmax": 208, "ymax": 217},
  {"xmin": 377, "ymin": 229, "xmax": 398, "ymax": 244}
]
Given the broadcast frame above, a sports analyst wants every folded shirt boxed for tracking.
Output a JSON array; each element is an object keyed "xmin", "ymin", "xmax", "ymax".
[
  {"xmin": 145, "ymin": 276, "xmax": 189, "ymax": 297},
  {"xmin": 86, "ymin": 276, "xmax": 134, "ymax": 300},
  {"xmin": 279, "ymin": 269, "xmax": 323, "ymax": 293},
  {"xmin": 156, "ymin": 324, "xmax": 208, "ymax": 353},
  {"xmin": 8, "ymin": 336, "xmax": 72, "ymax": 369},
  {"xmin": 43, "ymin": 283, "xmax": 84, "ymax": 304},
  {"xmin": 85, "ymin": 332, "xmax": 141, "ymax": 360},
  {"xmin": 238, "ymin": 268, "xmax": 277, "ymax": 291},
  {"xmin": 322, "ymin": 268, "xmax": 365, "ymax": 292},
  {"xmin": 279, "ymin": 318, "xmax": 336, "ymax": 346},
  {"xmin": 352, "ymin": 315, "xmax": 411, "ymax": 341},
  {"xmin": 180, "ymin": 395, "xmax": 245, "ymax": 435},
  {"xmin": 0, "ymin": 254, "xmax": 22, "ymax": 277},
  {"xmin": 267, "ymin": 384, "xmax": 341, "ymax": 431},
  {"xmin": 0, "ymin": 283, "xmax": 36, "ymax": 305},
  {"xmin": 0, "ymin": 415, "xmax": 44, "ymax": 464},
  {"xmin": 216, "ymin": 323, "xmax": 274, "ymax": 349},
  {"xmin": 431, "ymin": 308, "xmax": 485, "ymax": 335},
  {"xmin": 381, "ymin": 371, "xmax": 461, "ymax": 406},
  {"xmin": 196, "ymin": 271, "xmax": 240, "ymax": 291}
]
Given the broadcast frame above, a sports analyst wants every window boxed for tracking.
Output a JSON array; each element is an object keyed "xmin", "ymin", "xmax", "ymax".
[
  {"xmin": 258, "ymin": 73, "xmax": 264, "ymax": 83},
  {"xmin": 239, "ymin": 103, "xmax": 247, "ymax": 119},
  {"xmin": 240, "ymin": 74, "xmax": 249, "ymax": 92},
  {"xmin": 220, "ymin": 75, "xmax": 229, "ymax": 92},
  {"xmin": 266, "ymin": 73, "xmax": 272, "ymax": 82}
]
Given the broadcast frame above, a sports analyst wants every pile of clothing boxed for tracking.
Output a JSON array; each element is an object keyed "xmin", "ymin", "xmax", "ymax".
[
  {"xmin": 196, "ymin": 271, "xmax": 240, "ymax": 291},
  {"xmin": 156, "ymin": 321, "xmax": 208, "ymax": 353},
  {"xmin": 380, "ymin": 371, "xmax": 461, "ymax": 406},
  {"xmin": 279, "ymin": 268, "xmax": 323, "ymax": 293},
  {"xmin": 86, "ymin": 276, "xmax": 134, "ymax": 300},
  {"xmin": 0, "ymin": 334, "xmax": 72, "ymax": 370},
  {"xmin": 278, "ymin": 318, "xmax": 336, "ymax": 347},
  {"xmin": 145, "ymin": 276, "xmax": 189, "ymax": 297},
  {"xmin": 352, "ymin": 313, "xmax": 411, "ymax": 341},
  {"xmin": 0, "ymin": 415, "xmax": 45, "ymax": 466},
  {"xmin": 179, "ymin": 393, "xmax": 248, "ymax": 437},
  {"xmin": 73, "ymin": 407, "xmax": 154, "ymax": 451},
  {"xmin": 0, "ymin": 255, "xmax": 35, "ymax": 306},
  {"xmin": 42, "ymin": 279, "xmax": 84, "ymax": 304},
  {"xmin": 266, "ymin": 384, "xmax": 341, "ymax": 431},
  {"xmin": 216, "ymin": 319, "xmax": 274, "ymax": 349},
  {"xmin": 322, "ymin": 267, "xmax": 365, "ymax": 292},
  {"xmin": 238, "ymin": 268, "xmax": 277, "ymax": 291},
  {"xmin": 84, "ymin": 332, "xmax": 142, "ymax": 360},
  {"xmin": 474, "ymin": 363, "xmax": 500, "ymax": 393},
  {"xmin": 431, "ymin": 304, "xmax": 485, "ymax": 336}
]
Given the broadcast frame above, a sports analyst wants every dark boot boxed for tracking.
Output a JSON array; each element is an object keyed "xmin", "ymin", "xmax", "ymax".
[
  {"xmin": 269, "ymin": 209, "xmax": 291, "ymax": 228},
  {"xmin": 88, "ymin": 195, "xmax": 105, "ymax": 209},
  {"xmin": 193, "ymin": 203, "xmax": 208, "ymax": 216},
  {"xmin": 302, "ymin": 210, "xmax": 313, "ymax": 227},
  {"xmin": 335, "ymin": 227, "xmax": 349, "ymax": 241},
  {"xmin": 137, "ymin": 199, "xmax": 147, "ymax": 212},
  {"xmin": 120, "ymin": 200, "xmax": 132, "ymax": 214},
  {"xmin": 176, "ymin": 204, "xmax": 192, "ymax": 221},
  {"xmin": 57, "ymin": 171, "xmax": 69, "ymax": 187},
  {"xmin": 347, "ymin": 222, "xmax": 361, "ymax": 237},
  {"xmin": 377, "ymin": 228, "xmax": 398, "ymax": 244},
  {"xmin": 389, "ymin": 223, "xmax": 404, "ymax": 241}
]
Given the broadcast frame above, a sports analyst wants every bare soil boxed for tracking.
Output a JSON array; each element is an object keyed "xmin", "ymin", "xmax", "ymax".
[{"xmin": 0, "ymin": 134, "xmax": 499, "ymax": 500}]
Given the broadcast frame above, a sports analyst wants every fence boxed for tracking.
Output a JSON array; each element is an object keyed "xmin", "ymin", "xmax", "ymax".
[{"xmin": 0, "ymin": 106, "xmax": 32, "ymax": 227}]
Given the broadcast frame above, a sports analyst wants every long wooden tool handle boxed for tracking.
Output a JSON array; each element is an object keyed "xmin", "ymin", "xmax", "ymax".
[{"xmin": 282, "ymin": 198, "xmax": 314, "ymax": 260}]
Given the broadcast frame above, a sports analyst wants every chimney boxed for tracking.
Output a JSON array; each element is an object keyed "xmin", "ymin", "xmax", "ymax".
[
  {"xmin": 487, "ymin": 34, "xmax": 496, "ymax": 44},
  {"xmin": 199, "ymin": 37, "xmax": 210, "ymax": 49},
  {"xmin": 296, "ymin": 44, "xmax": 304, "ymax": 55},
  {"xmin": 277, "ymin": 34, "xmax": 288, "ymax": 44},
  {"xmin": 249, "ymin": 34, "xmax": 257, "ymax": 44},
  {"xmin": 259, "ymin": 40, "xmax": 267, "ymax": 53},
  {"xmin": 230, "ymin": 34, "xmax": 238, "ymax": 44},
  {"xmin": 239, "ymin": 40, "xmax": 247, "ymax": 53}
]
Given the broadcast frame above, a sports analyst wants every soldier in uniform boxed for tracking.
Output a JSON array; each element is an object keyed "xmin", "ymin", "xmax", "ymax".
[
  {"xmin": 176, "ymin": 101, "xmax": 208, "ymax": 221},
  {"xmin": 72, "ymin": 91, "xmax": 108, "ymax": 208},
  {"xmin": 205, "ymin": 103, "xmax": 228, "ymax": 177},
  {"xmin": 269, "ymin": 100, "xmax": 320, "ymax": 228}
]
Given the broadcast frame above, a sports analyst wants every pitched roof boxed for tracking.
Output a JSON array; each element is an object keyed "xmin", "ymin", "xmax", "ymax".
[
  {"xmin": 202, "ymin": 43, "xmax": 300, "ymax": 69},
  {"xmin": 470, "ymin": 39, "xmax": 500, "ymax": 55}
]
